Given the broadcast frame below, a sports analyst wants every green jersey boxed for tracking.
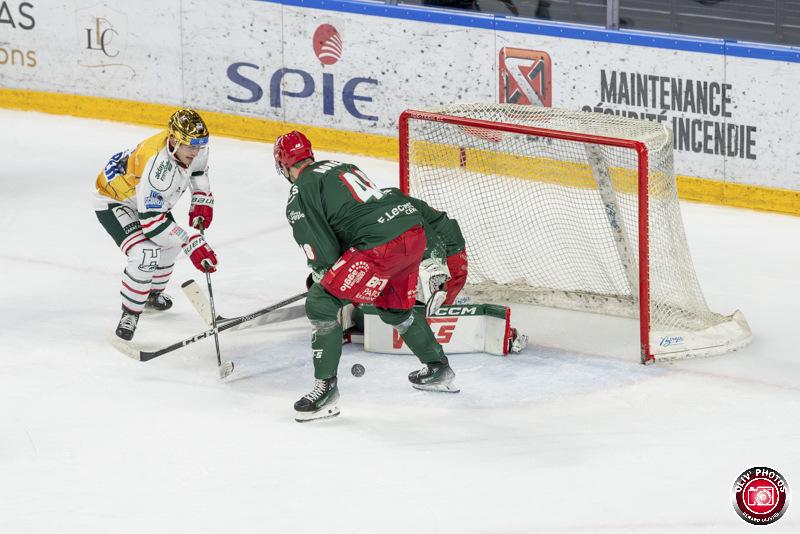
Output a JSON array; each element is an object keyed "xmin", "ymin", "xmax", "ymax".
[
  {"xmin": 286, "ymin": 161, "xmax": 423, "ymax": 277},
  {"xmin": 382, "ymin": 187, "xmax": 465, "ymax": 260}
]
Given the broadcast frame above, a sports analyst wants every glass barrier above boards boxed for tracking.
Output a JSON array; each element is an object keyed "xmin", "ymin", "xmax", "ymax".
[
  {"xmin": 385, "ymin": 0, "xmax": 800, "ymax": 47},
  {"xmin": 618, "ymin": 0, "xmax": 800, "ymax": 47}
]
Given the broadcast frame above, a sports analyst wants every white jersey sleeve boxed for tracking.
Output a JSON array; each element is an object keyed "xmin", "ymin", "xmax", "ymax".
[{"xmin": 188, "ymin": 147, "xmax": 211, "ymax": 194}]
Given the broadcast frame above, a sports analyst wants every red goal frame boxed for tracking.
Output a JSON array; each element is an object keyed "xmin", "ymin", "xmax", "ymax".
[{"xmin": 398, "ymin": 109, "xmax": 655, "ymax": 364}]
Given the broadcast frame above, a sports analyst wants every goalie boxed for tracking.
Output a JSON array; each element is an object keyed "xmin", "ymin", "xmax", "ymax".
[
  {"xmin": 343, "ymin": 189, "xmax": 528, "ymax": 356},
  {"xmin": 380, "ymin": 187, "xmax": 468, "ymax": 311}
]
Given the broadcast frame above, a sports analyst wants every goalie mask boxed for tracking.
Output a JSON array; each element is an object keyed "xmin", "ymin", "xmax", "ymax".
[
  {"xmin": 168, "ymin": 109, "xmax": 209, "ymax": 147},
  {"xmin": 274, "ymin": 131, "xmax": 314, "ymax": 182}
]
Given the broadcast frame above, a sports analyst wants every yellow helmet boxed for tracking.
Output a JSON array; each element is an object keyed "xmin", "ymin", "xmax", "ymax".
[{"xmin": 168, "ymin": 109, "xmax": 209, "ymax": 147}]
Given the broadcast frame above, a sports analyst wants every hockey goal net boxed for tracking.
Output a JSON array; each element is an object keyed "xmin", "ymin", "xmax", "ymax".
[{"xmin": 399, "ymin": 103, "xmax": 751, "ymax": 363}]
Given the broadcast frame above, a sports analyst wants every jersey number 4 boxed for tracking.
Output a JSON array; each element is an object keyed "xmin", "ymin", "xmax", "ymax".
[{"xmin": 340, "ymin": 170, "xmax": 383, "ymax": 203}]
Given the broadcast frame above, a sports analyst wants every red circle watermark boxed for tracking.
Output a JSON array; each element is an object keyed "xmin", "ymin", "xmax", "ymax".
[{"xmin": 731, "ymin": 467, "xmax": 791, "ymax": 525}]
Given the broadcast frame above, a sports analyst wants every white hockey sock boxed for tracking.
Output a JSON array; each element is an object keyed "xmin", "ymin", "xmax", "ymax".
[{"xmin": 120, "ymin": 268, "xmax": 152, "ymax": 313}]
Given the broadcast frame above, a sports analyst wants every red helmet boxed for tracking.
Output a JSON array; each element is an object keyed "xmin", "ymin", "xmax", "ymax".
[{"xmin": 274, "ymin": 131, "xmax": 314, "ymax": 169}]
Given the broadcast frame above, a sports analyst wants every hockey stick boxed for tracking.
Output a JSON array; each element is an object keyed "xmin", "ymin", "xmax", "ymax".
[
  {"xmin": 181, "ymin": 279, "xmax": 307, "ymax": 329},
  {"xmin": 199, "ymin": 222, "xmax": 234, "ymax": 379},
  {"xmin": 109, "ymin": 291, "xmax": 308, "ymax": 363}
]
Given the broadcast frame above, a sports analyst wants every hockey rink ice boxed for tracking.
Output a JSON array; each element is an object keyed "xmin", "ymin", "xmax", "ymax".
[{"xmin": 1, "ymin": 109, "xmax": 798, "ymax": 533}]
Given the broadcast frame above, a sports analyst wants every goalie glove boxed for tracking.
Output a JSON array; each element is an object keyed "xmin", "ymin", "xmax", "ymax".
[
  {"xmin": 508, "ymin": 328, "xmax": 528, "ymax": 354},
  {"xmin": 417, "ymin": 258, "xmax": 450, "ymax": 315}
]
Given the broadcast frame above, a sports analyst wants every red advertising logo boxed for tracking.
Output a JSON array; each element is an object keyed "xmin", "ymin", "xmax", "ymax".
[
  {"xmin": 499, "ymin": 47, "xmax": 551, "ymax": 107},
  {"xmin": 313, "ymin": 24, "xmax": 342, "ymax": 65},
  {"xmin": 393, "ymin": 318, "xmax": 457, "ymax": 349},
  {"xmin": 731, "ymin": 467, "xmax": 790, "ymax": 525}
]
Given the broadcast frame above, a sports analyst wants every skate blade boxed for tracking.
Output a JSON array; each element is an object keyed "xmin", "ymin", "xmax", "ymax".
[
  {"xmin": 412, "ymin": 382, "xmax": 460, "ymax": 393},
  {"xmin": 294, "ymin": 404, "xmax": 341, "ymax": 422}
]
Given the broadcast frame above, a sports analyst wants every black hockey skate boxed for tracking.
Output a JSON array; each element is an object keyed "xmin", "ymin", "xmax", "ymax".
[
  {"xmin": 115, "ymin": 307, "xmax": 141, "ymax": 341},
  {"xmin": 408, "ymin": 356, "xmax": 459, "ymax": 393},
  {"xmin": 294, "ymin": 377, "xmax": 340, "ymax": 422},
  {"xmin": 145, "ymin": 291, "xmax": 173, "ymax": 312}
]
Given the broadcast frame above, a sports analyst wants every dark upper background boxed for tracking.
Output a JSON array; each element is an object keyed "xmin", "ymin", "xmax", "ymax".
[{"xmin": 399, "ymin": 0, "xmax": 800, "ymax": 47}]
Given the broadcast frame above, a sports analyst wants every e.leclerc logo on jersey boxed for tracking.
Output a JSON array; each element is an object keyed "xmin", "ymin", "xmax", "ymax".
[{"xmin": 227, "ymin": 23, "xmax": 378, "ymax": 121}]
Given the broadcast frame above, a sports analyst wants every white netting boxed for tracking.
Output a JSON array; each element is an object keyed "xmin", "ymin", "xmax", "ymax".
[{"xmin": 403, "ymin": 103, "xmax": 750, "ymax": 359}]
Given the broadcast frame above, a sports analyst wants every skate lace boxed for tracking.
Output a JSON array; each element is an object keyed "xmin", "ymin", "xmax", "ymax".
[
  {"xmin": 119, "ymin": 313, "xmax": 138, "ymax": 330},
  {"xmin": 304, "ymin": 379, "xmax": 329, "ymax": 401}
]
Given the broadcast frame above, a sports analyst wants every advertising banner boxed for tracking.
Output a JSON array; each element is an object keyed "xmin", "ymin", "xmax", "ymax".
[
  {"xmin": 1, "ymin": 0, "xmax": 182, "ymax": 103},
  {"xmin": 185, "ymin": 2, "xmax": 495, "ymax": 133},
  {"xmin": 2, "ymin": 0, "xmax": 798, "ymax": 197}
]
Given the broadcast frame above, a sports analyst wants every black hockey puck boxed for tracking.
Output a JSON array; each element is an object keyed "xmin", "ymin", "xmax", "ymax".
[{"xmin": 351, "ymin": 363, "xmax": 365, "ymax": 377}]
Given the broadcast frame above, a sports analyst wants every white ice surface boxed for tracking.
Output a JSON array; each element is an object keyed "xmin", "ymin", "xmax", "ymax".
[{"xmin": 0, "ymin": 110, "xmax": 798, "ymax": 533}]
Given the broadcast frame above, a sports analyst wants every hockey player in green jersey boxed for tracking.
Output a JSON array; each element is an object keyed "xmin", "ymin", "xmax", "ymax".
[{"xmin": 274, "ymin": 131, "xmax": 459, "ymax": 422}]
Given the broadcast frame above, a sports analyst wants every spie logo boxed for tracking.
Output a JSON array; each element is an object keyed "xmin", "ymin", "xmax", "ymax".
[
  {"xmin": 313, "ymin": 24, "xmax": 342, "ymax": 65},
  {"xmin": 499, "ymin": 47, "xmax": 552, "ymax": 107},
  {"xmin": 227, "ymin": 23, "xmax": 378, "ymax": 121}
]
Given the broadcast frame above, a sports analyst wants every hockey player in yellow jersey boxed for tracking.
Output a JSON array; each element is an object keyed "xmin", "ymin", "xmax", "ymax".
[{"xmin": 94, "ymin": 109, "xmax": 219, "ymax": 341}]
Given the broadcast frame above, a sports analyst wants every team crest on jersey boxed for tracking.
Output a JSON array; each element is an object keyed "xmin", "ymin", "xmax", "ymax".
[{"xmin": 145, "ymin": 191, "xmax": 164, "ymax": 209}]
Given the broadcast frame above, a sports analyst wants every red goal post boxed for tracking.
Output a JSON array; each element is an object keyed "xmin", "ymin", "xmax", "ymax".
[{"xmin": 398, "ymin": 104, "xmax": 751, "ymax": 363}]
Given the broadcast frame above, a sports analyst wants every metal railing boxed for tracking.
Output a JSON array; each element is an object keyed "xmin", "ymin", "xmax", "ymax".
[{"xmin": 383, "ymin": 0, "xmax": 800, "ymax": 46}]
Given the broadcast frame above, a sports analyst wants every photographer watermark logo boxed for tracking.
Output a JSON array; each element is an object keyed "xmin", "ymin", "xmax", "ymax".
[{"xmin": 731, "ymin": 467, "xmax": 790, "ymax": 525}]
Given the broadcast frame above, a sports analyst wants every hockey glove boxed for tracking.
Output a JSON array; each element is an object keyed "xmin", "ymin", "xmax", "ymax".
[
  {"xmin": 183, "ymin": 234, "xmax": 218, "ymax": 273},
  {"xmin": 189, "ymin": 192, "xmax": 214, "ymax": 230},
  {"xmin": 417, "ymin": 258, "xmax": 450, "ymax": 315}
]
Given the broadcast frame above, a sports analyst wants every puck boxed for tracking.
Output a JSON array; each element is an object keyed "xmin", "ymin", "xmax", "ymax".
[{"xmin": 351, "ymin": 363, "xmax": 365, "ymax": 377}]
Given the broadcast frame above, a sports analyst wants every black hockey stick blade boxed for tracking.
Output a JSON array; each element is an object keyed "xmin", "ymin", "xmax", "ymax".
[{"xmin": 109, "ymin": 291, "xmax": 308, "ymax": 362}]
